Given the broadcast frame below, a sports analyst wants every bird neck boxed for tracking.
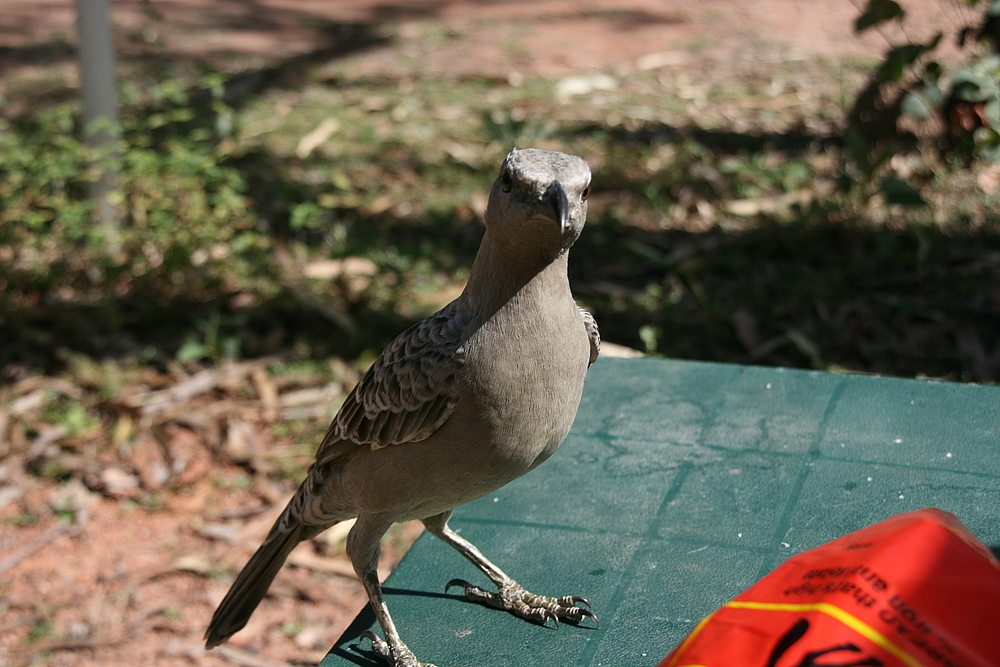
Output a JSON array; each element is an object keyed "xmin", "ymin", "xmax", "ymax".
[{"xmin": 463, "ymin": 229, "xmax": 572, "ymax": 317}]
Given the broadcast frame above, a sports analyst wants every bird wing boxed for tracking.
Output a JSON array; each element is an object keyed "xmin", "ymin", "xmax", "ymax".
[
  {"xmin": 315, "ymin": 303, "xmax": 468, "ymax": 466},
  {"xmin": 579, "ymin": 306, "xmax": 600, "ymax": 367}
]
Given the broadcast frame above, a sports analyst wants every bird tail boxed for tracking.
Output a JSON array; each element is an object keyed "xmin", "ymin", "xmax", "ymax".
[{"xmin": 204, "ymin": 497, "xmax": 313, "ymax": 649}]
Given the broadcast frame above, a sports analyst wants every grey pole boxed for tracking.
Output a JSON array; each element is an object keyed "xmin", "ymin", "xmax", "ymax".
[{"xmin": 75, "ymin": 0, "xmax": 122, "ymax": 243}]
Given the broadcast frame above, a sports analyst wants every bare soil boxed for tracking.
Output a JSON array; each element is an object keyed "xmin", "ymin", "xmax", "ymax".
[{"xmin": 0, "ymin": 2, "xmax": 973, "ymax": 666}]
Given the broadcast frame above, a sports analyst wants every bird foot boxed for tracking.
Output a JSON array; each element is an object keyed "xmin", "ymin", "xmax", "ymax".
[
  {"xmin": 359, "ymin": 631, "xmax": 438, "ymax": 667},
  {"xmin": 446, "ymin": 579, "xmax": 599, "ymax": 629}
]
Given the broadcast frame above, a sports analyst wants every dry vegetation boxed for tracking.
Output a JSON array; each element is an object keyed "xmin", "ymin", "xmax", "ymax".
[
  {"xmin": 2, "ymin": 355, "xmax": 422, "ymax": 667},
  {"xmin": 2, "ymin": 1, "xmax": 999, "ymax": 666}
]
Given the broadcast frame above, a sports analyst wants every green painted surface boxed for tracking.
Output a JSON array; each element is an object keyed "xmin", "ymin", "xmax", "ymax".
[{"xmin": 320, "ymin": 358, "xmax": 1000, "ymax": 667}]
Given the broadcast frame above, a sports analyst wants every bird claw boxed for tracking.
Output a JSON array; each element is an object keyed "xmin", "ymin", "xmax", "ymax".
[
  {"xmin": 445, "ymin": 578, "xmax": 474, "ymax": 594},
  {"xmin": 446, "ymin": 579, "xmax": 599, "ymax": 629},
  {"xmin": 358, "ymin": 630, "xmax": 438, "ymax": 667},
  {"xmin": 359, "ymin": 631, "xmax": 392, "ymax": 663},
  {"xmin": 575, "ymin": 607, "xmax": 600, "ymax": 627}
]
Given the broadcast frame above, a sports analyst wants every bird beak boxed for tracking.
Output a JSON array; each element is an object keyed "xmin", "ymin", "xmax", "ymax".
[{"xmin": 542, "ymin": 180, "xmax": 570, "ymax": 234}]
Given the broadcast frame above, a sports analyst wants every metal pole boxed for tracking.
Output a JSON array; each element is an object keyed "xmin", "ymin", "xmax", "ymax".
[{"xmin": 75, "ymin": 0, "xmax": 122, "ymax": 243}]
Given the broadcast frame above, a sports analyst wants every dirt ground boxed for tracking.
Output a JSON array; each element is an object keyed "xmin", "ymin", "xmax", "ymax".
[
  {"xmin": 1, "ymin": 0, "xmax": 973, "ymax": 86},
  {"xmin": 0, "ymin": 1, "xmax": 977, "ymax": 666}
]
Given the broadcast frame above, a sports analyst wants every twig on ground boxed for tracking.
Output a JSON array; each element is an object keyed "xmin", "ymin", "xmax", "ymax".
[{"xmin": 0, "ymin": 523, "xmax": 73, "ymax": 576}]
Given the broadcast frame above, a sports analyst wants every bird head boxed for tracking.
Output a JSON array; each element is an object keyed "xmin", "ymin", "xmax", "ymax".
[{"xmin": 484, "ymin": 148, "xmax": 591, "ymax": 261}]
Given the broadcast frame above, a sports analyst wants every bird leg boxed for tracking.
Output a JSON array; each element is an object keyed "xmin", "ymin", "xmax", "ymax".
[
  {"xmin": 350, "ymin": 516, "xmax": 438, "ymax": 667},
  {"xmin": 422, "ymin": 512, "xmax": 599, "ymax": 629}
]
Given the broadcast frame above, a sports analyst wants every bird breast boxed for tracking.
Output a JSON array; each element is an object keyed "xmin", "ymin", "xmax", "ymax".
[
  {"xmin": 457, "ymin": 299, "xmax": 590, "ymax": 471},
  {"xmin": 332, "ymin": 298, "xmax": 590, "ymax": 522}
]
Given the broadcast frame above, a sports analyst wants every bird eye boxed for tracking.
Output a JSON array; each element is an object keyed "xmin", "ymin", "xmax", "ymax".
[
  {"xmin": 500, "ymin": 170, "xmax": 513, "ymax": 193},
  {"xmin": 581, "ymin": 185, "xmax": 590, "ymax": 201}
]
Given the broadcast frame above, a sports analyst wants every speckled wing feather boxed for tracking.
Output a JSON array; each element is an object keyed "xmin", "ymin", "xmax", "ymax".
[
  {"xmin": 579, "ymin": 307, "xmax": 600, "ymax": 367},
  {"xmin": 315, "ymin": 303, "xmax": 468, "ymax": 466}
]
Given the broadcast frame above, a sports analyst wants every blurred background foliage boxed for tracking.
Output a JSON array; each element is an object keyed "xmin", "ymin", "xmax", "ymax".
[{"xmin": 1, "ymin": 0, "xmax": 999, "ymax": 386}]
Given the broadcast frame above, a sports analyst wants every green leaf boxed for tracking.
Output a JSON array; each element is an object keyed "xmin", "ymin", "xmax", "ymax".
[
  {"xmin": 979, "ymin": 142, "xmax": 1000, "ymax": 161},
  {"xmin": 856, "ymin": 0, "xmax": 905, "ymax": 32},
  {"xmin": 952, "ymin": 56, "xmax": 1000, "ymax": 102},
  {"xmin": 985, "ymin": 98, "xmax": 1000, "ymax": 129},
  {"xmin": 176, "ymin": 339, "xmax": 207, "ymax": 363},
  {"xmin": 880, "ymin": 177, "xmax": 927, "ymax": 207},
  {"xmin": 900, "ymin": 91, "xmax": 933, "ymax": 119},
  {"xmin": 878, "ymin": 48, "xmax": 911, "ymax": 82},
  {"xmin": 289, "ymin": 201, "xmax": 323, "ymax": 230},
  {"xmin": 638, "ymin": 325, "xmax": 661, "ymax": 354},
  {"xmin": 974, "ymin": 125, "xmax": 1000, "ymax": 148},
  {"xmin": 843, "ymin": 125, "xmax": 871, "ymax": 171},
  {"xmin": 899, "ymin": 80, "xmax": 944, "ymax": 120},
  {"xmin": 923, "ymin": 79, "xmax": 945, "ymax": 108},
  {"xmin": 877, "ymin": 38, "xmax": 940, "ymax": 82}
]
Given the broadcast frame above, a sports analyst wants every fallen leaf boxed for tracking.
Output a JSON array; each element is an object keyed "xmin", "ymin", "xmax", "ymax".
[
  {"xmin": 293, "ymin": 623, "xmax": 329, "ymax": 650},
  {"xmin": 224, "ymin": 417, "xmax": 264, "ymax": 463},
  {"xmin": 295, "ymin": 118, "xmax": 340, "ymax": 159},
  {"xmin": 251, "ymin": 368, "xmax": 279, "ymax": 423},
  {"xmin": 556, "ymin": 74, "xmax": 617, "ymax": 102},
  {"xmin": 99, "ymin": 467, "xmax": 140, "ymax": 498},
  {"xmin": 129, "ymin": 434, "xmax": 170, "ymax": 491},
  {"xmin": 172, "ymin": 554, "xmax": 216, "ymax": 575},
  {"xmin": 636, "ymin": 50, "xmax": 687, "ymax": 70},
  {"xmin": 301, "ymin": 257, "xmax": 378, "ymax": 281}
]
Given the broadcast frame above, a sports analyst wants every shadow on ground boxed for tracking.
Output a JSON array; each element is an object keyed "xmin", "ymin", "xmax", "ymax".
[
  {"xmin": 2, "ymin": 3, "xmax": 999, "ymax": 383},
  {"xmin": 6, "ymin": 171, "xmax": 998, "ymax": 381}
]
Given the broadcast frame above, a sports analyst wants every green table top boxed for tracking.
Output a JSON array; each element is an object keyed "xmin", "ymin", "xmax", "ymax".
[{"xmin": 321, "ymin": 358, "xmax": 1000, "ymax": 667}]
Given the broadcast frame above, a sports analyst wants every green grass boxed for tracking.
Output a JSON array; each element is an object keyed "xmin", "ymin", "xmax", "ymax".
[{"xmin": 1, "ymin": 41, "xmax": 998, "ymax": 385}]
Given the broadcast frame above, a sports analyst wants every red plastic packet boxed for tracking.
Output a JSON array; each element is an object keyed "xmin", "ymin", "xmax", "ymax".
[{"xmin": 660, "ymin": 509, "xmax": 1000, "ymax": 667}]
